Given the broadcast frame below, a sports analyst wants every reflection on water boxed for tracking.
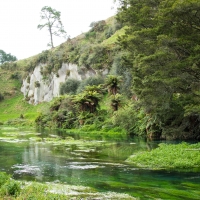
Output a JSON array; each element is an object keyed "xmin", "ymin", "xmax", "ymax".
[{"xmin": 0, "ymin": 127, "xmax": 200, "ymax": 199}]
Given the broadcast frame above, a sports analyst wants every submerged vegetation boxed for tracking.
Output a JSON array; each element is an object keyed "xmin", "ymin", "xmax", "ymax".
[
  {"xmin": 127, "ymin": 142, "xmax": 200, "ymax": 170},
  {"xmin": 0, "ymin": 172, "xmax": 135, "ymax": 200}
]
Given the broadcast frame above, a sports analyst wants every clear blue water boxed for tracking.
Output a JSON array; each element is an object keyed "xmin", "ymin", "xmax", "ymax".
[{"xmin": 0, "ymin": 127, "xmax": 200, "ymax": 199}]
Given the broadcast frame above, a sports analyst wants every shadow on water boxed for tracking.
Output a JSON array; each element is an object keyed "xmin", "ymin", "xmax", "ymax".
[{"xmin": 0, "ymin": 126, "xmax": 200, "ymax": 199}]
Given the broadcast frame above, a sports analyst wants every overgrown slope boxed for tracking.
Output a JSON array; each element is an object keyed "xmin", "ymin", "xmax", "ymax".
[{"xmin": 0, "ymin": 16, "xmax": 129, "ymax": 127}]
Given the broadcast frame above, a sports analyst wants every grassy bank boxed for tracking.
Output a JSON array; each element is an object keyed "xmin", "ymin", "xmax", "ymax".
[{"xmin": 0, "ymin": 93, "xmax": 49, "ymax": 124}]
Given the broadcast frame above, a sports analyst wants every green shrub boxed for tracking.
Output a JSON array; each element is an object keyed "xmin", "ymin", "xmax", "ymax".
[
  {"xmin": 1, "ymin": 179, "xmax": 21, "ymax": 197},
  {"xmin": 85, "ymin": 45, "xmax": 109, "ymax": 69},
  {"xmin": 10, "ymin": 72, "xmax": 21, "ymax": 80},
  {"xmin": 85, "ymin": 31, "xmax": 96, "ymax": 39},
  {"xmin": 34, "ymin": 81, "xmax": 40, "ymax": 88},
  {"xmin": 112, "ymin": 103, "xmax": 146, "ymax": 136},
  {"xmin": 60, "ymin": 78, "xmax": 80, "ymax": 95},
  {"xmin": 0, "ymin": 172, "xmax": 10, "ymax": 187},
  {"xmin": 77, "ymin": 76, "xmax": 104, "ymax": 93}
]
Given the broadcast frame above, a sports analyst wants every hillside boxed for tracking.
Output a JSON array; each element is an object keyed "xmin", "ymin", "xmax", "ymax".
[{"xmin": 0, "ymin": 16, "xmax": 129, "ymax": 127}]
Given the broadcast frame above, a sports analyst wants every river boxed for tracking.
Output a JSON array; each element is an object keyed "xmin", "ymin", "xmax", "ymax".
[{"xmin": 0, "ymin": 126, "xmax": 200, "ymax": 199}]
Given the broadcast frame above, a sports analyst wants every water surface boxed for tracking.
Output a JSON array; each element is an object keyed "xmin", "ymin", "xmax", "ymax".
[{"xmin": 0, "ymin": 126, "xmax": 200, "ymax": 199}]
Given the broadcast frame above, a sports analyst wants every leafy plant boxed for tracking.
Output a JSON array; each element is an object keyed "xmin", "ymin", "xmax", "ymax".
[
  {"xmin": 59, "ymin": 78, "xmax": 80, "ymax": 95},
  {"xmin": 105, "ymin": 75, "xmax": 122, "ymax": 95},
  {"xmin": 77, "ymin": 76, "xmax": 104, "ymax": 93},
  {"xmin": 34, "ymin": 81, "xmax": 40, "ymax": 88},
  {"xmin": 127, "ymin": 142, "xmax": 200, "ymax": 170},
  {"xmin": 1, "ymin": 179, "xmax": 21, "ymax": 197},
  {"xmin": 0, "ymin": 172, "xmax": 10, "ymax": 187}
]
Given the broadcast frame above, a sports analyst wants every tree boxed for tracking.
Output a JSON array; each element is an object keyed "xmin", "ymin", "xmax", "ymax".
[
  {"xmin": 73, "ymin": 84, "xmax": 103, "ymax": 114},
  {"xmin": 0, "ymin": 50, "xmax": 17, "ymax": 64},
  {"xmin": 37, "ymin": 6, "xmax": 67, "ymax": 48},
  {"xmin": 105, "ymin": 75, "xmax": 122, "ymax": 95},
  {"xmin": 117, "ymin": 0, "xmax": 200, "ymax": 139}
]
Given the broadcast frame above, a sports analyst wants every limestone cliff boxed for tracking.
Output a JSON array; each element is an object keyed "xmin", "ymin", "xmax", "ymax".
[{"xmin": 21, "ymin": 63, "xmax": 101, "ymax": 104}]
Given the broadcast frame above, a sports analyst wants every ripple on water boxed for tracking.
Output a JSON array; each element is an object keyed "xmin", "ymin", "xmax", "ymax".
[
  {"xmin": 12, "ymin": 164, "xmax": 41, "ymax": 175},
  {"xmin": 62, "ymin": 161, "xmax": 132, "ymax": 170},
  {"xmin": 61, "ymin": 162, "xmax": 102, "ymax": 170}
]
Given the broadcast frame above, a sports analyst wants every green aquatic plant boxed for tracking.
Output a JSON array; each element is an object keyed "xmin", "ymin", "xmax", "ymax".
[
  {"xmin": 126, "ymin": 142, "xmax": 200, "ymax": 170},
  {"xmin": 0, "ymin": 175, "xmax": 135, "ymax": 200}
]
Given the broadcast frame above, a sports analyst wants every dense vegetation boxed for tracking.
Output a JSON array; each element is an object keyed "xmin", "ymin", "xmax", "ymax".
[
  {"xmin": 127, "ymin": 142, "xmax": 200, "ymax": 170},
  {"xmin": 116, "ymin": 0, "xmax": 200, "ymax": 140},
  {"xmin": 0, "ymin": 2, "xmax": 200, "ymax": 199},
  {"xmin": 1, "ymin": 0, "xmax": 200, "ymax": 141}
]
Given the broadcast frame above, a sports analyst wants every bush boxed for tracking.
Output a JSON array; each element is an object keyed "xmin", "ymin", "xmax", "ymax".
[
  {"xmin": 0, "ymin": 172, "xmax": 10, "ymax": 187},
  {"xmin": 34, "ymin": 81, "xmax": 40, "ymax": 88},
  {"xmin": 112, "ymin": 103, "xmax": 146, "ymax": 136},
  {"xmin": 0, "ymin": 93, "xmax": 4, "ymax": 102},
  {"xmin": 77, "ymin": 76, "xmax": 104, "ymax": 93},
  {"xmin": 59, "ymin": 78, "xmax": 80, "ymax": 95},
  {"xmin": 85, "ymin": 45, "xmax": 109, "ymax": 69},
  {"xmin": 1, "ymin": 179, "xmax": 21, "ymax": 197},
  {"xmin": 10, "ymin": 72, "xmax": 21, "ymax": 80}
]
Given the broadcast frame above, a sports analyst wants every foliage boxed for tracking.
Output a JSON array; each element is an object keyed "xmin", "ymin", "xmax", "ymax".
[
  {"xmin": 36, "ymin": 95, "xmax": 77, "ymax": 128},
  {"xmin": 34, "ymin": 81, "xmax": 40, "ymax": 88},
  {"xmin": 37, "ymin": 6, "xmax": 67, "ymax": 48},
  {"xmin": 77, "ymin": 76, "xmax": 104, "ymax": 93},
  {"xmin": 0, "ymin": 93, "xmax": 4, "ymax": 102},
  {"xmin": 105, "ymin": 75, "xmax": 122, "ymax": 95},
  {"xmin": 112, "ymin": 102, "xmax": 146, "ymax": 135},
  {"xmin": 10, "ymin": 72, "xmax": 21, "ymax": 80},
  {"xmin": 110, "ymin": 52, "xmax": 133, "ymax": 97},
  {"xmin": 117, "ymin": 0, "xmax": 200, "ymax": 139},
  {"xmin": 59, "ymin": 78, "xmax": 80, "ymax": 95},
  {"xmin": 1, "ymin": 179, "xmax": 21, "ymax": 197},
  {"xmin": 0, "ymin": 172, "xmax": 10, "ymax": 187},
  {"xmin": 73, "ymin": 90, "xmax": 102, "ymax": 114},
  {"xmin": 110, "ymin": 93, "xmax": 125, "ymax": 111},
  {"xmin": 0, "ymin": 49, "xmax": 17, "ymax": 64},
  {"xmin": 127, "ymin": 142, "xmax": 200, "ymax": 170}
]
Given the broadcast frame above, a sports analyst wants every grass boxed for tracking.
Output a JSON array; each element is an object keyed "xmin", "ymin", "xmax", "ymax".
[
  {"xmin": 126, "ymin": 142, "xmax": 200, "ymax": 170},
  {"xmin": 0, "ymin": 93, "xmax": 49, "ymax": 123},
  {"xmin": 102, "ymin": 26, "xmax": 127, "ymax": 46}
]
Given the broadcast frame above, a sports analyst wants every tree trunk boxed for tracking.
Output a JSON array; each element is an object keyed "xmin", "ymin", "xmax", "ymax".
[{"xmin": 49, "ymin": 27, "xmax": 54, "ymax": 48}]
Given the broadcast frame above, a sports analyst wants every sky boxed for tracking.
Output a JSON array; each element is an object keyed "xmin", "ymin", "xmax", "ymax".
[{"xmin": 0, "ymin": 0, "xmax": 118, "ymax": 60}]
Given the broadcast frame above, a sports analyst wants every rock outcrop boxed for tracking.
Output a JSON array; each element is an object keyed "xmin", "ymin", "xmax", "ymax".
[{"xmin": 21, "ymin": 63, "xmax": 99, "ymax": 104}]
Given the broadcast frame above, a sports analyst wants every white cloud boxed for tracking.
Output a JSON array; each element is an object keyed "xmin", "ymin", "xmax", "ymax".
[{"xmin": 0, "ymin": 0, "xmax": 117, "ymax": 60}]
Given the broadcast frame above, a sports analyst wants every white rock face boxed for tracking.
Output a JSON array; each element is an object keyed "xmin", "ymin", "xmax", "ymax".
[{"xmin": 21, "ymin": 63, "xmax": 98, "ymax": 104}]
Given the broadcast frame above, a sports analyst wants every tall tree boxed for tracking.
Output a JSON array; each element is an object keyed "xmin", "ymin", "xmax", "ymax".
[
  {"xmin": 37, "ymin": 6, "xmax": 67, "ymax": 48},
  {"xmin": 0, "ymin": 50, "xmax": 17, "ymax": 64},
  {"xmin": 117, "ymin": 0, "xmax": 200, "ymax": 139}
]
